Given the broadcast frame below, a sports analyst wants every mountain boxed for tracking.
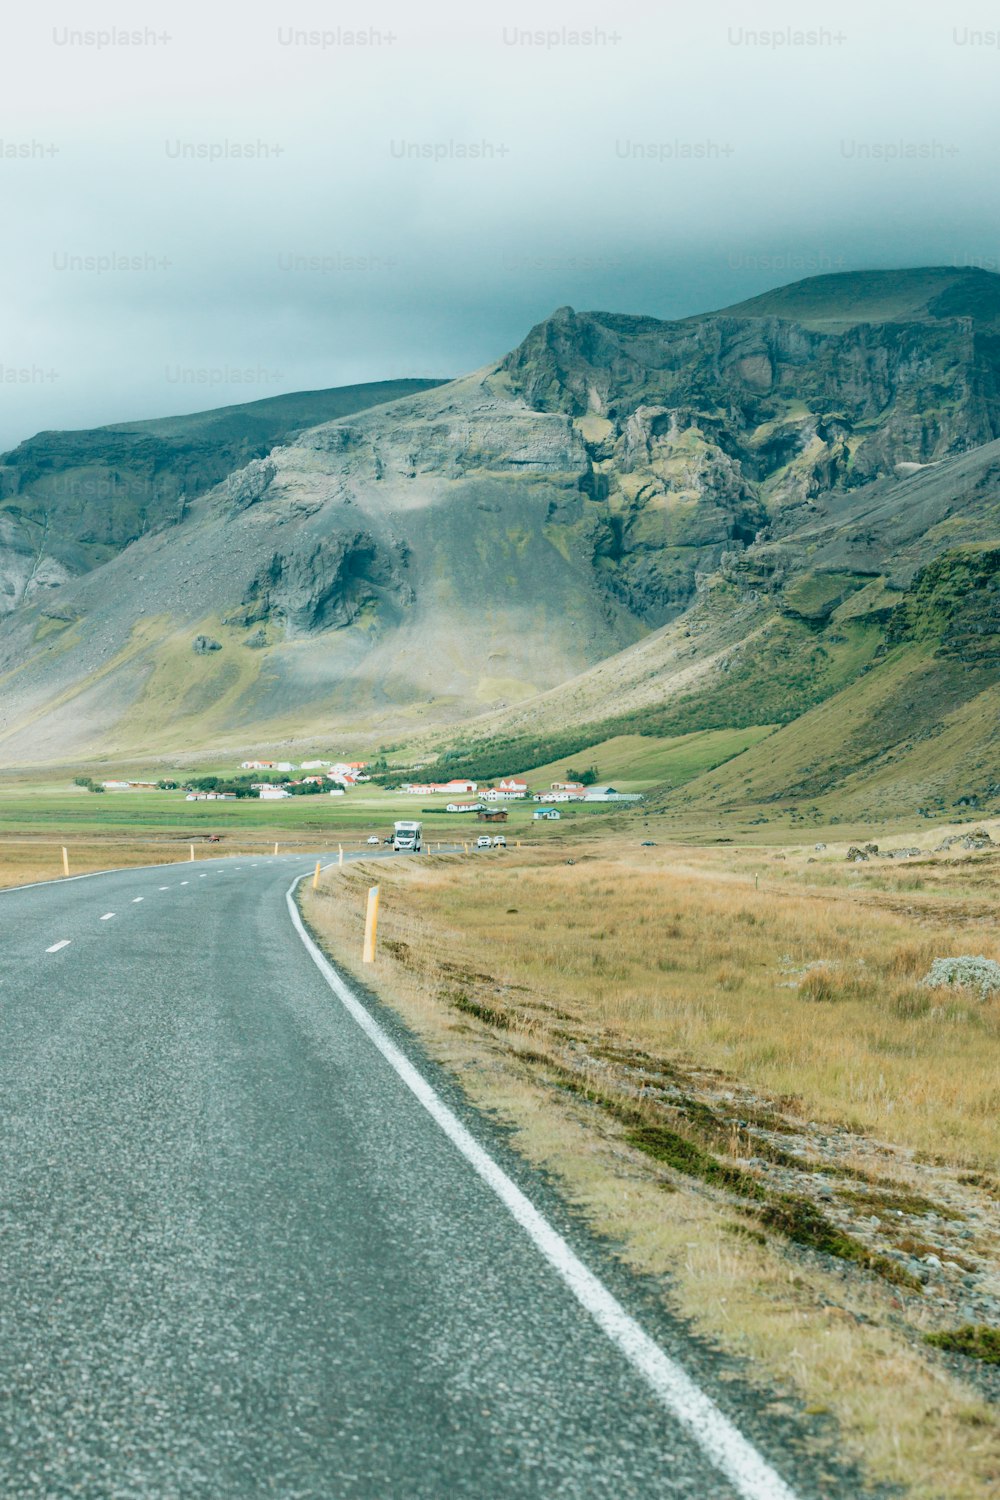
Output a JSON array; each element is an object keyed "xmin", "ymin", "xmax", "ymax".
[
  {"xmin": 0, "ymin": 380, "xmax": 445, "ymax": 614},
  {"xmin": 441, "ymin": 441, "xmax": 1000, "ymax": 822},
  {"xmin": 1, "ymin": 266, "xmax": 998, "ymax": 808}
]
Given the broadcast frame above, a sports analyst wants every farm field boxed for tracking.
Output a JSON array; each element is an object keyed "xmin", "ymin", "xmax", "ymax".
[
  {"xmin": 0, "ymin": 782, "xmax": 603, "ymax": 888},
  {"xmin": 0, "ymin": 730, "xmax": 720, "ymax": 881}
]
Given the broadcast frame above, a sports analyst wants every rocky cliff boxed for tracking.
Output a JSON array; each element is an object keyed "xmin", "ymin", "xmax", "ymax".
[{"xmin": 0, "ymin": 379, "xmax": 443, "ymax": 615}]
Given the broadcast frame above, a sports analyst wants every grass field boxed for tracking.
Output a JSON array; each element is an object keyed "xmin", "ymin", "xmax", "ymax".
[
  {"xmin": 0, "ymin": 782, "xmax": 603, "ymax": 889},
  {"xmin": 0, "ymin": 728, "xmax": 736, "ymax": 856},
  {"xmin": 303, "ymin": 831, "xmax": 1000, "ymax": 1500},
  {"xmin": 517, "ymin": 725, "xmax": 774, "ymax": 792},
  {"xmin": 0, "ymin": 723, "xmax": 784, "ymax": 879}
]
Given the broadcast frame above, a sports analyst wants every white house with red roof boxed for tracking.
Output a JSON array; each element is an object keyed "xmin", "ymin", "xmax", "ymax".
[{"xmin": 482, "ymin": 777, "xmax": 529, "ymax": 802}]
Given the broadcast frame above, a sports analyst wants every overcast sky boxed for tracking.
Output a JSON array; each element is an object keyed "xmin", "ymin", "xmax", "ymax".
[{"xmin": 2, "ymin": 0, "xmax": 998, "ymax": 447}]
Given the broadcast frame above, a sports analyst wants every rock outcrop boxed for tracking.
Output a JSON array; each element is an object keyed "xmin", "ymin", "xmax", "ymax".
[{"xmin": 0, "ymin": 379, "xmax": 443, "ymax": 614}]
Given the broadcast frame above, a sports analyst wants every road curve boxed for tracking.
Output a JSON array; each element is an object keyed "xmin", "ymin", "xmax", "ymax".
[{"xmin": 0, "ymin": 852, "xmax": 800, "ymax": 1499}]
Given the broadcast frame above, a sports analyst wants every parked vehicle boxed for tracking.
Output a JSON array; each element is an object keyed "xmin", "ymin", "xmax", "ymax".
[
  {"xmin": 393, "ymin": 820, "xmax": 422, "ymax": 852},
  {"xmin": 475, "ymin": 835, "xmax": 493, "ymax": 849},
  {"xmin": 366, "ymin": 835, "xmax": 380, "ymax": 844},
  {"xmin": 492, "ymin": 835, "xmax": 507, "ymax": 848}
]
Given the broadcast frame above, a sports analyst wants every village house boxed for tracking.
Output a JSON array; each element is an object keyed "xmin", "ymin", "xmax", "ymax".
[
  {"xmin": 533, "ymin": 807, "xmax": 561, "ymax": 820},
  {"xmin": 550, "ymin": 781, "xmax": 584, "ymax": 792},
  {"xmin": 445, "ymin": 800, "xmax": 483, "ymax": 813},
  {"xmin": 477, "ymin": 808, "xmax": 508, "ymax": 823},
  {"xmin": 259, "ymin": 786, "xmax": 292, "ymax": 800},
  {"xmin": 481, "ymin": 777, "xmax": 528, "ymax": 802}
]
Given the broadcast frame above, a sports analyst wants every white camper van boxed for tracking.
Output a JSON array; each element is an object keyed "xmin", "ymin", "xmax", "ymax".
[{"xmin": 393, "ymin": 820, "xmax": 422, "ymax": 852}]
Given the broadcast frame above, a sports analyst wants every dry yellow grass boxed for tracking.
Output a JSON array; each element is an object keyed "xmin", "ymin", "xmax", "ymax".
[
  {"xmin": 0, "ymin": 834, "xmax": 326, "ymax": 890},
  {"xmin": 326, "ymin": 841, "xmax": 1000, "ymax": 1165},
  {"xmin": 302, "ymin": 839, "xmax": 1000, "ymax": 1500}
]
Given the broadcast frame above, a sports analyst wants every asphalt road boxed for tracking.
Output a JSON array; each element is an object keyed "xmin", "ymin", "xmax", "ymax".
[{"xmin": 0, "ymin": 852, "xmax": 799, "ymax": 1499}]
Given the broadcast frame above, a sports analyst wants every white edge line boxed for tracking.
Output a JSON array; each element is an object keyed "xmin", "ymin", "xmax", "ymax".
[
  {"xmin": 284, "ymin": 875, "xmax": 798, "ymax": 1500},
  {"xmin": 45, "ymin": 939, "xmax": 71, "ymax": 953}
]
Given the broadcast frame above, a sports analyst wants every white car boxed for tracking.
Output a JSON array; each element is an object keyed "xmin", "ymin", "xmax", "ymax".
[
  {"xmin": 366, "ymin": 835, "xmax": 380, "ymax": 845},
  {"xmin": 475, "ymin": 836, "xmax": 493, "ymax": 849},
  {"xmin": 493, "ymin": 836, "xmax": 507, "ymax": 848}
]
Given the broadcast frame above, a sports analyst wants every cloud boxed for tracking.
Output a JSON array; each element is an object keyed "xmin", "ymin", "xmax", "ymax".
[{"xmin": 1, "ymin": 0, "xmax": 996, "ymax": 446}]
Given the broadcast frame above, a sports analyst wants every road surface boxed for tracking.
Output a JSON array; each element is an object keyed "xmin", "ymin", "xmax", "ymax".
[{"xmin": 0, "ymin": 852, "xmax": 802, "ymax": 1499}]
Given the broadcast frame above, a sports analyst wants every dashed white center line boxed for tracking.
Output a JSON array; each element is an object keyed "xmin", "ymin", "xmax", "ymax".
[
  {"xmin": 159, "ymin": 886, "xmax": 170, "ymax": 891},
  {"xmin": 100, "ymin": 913, "xmax": 115, "ymax": 921},
  {"xmin": 180, "ymin": 880, "xmax": 189, "ymax": 886},
  {"xmin": 46, "ymin": 940, "xmax": 71, "ymax": 953},
  {"xmin": 199, "ymin": 874, "xmax": 207, "ymax": 878},
  {"xmin": 132, "ymin": 897, "xmax": 144, "ymax": 903}
]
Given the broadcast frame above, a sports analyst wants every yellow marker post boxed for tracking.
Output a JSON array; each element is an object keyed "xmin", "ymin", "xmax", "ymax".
[
  {"xmin": 338, "ymin": 844, "xmax": 343, "ymax": 867},
  {"xmin": 312, "ymin": 860, "xmax": 322, "ymax": 890},
  {"xmin": 62, "ymin": 846, "xmax": 70, "ymax": 877},
  {"xmin": 190, "ymin": 844, "xmax": 195, "ymax": 862},
  {"xmin": 362, "ymin": 885, "xmax": 380, "ymax": 963},
  {"xmin": 274, "ymin": 842, "xmax": 279, "ymax": 857}
]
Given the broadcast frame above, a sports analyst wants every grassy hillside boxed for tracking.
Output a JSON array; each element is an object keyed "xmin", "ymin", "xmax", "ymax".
[
  {"xmin": 650, "ymin": 547, "xmax": 1000, "ymax": 825},
  {"xmin": 716, "ymin": 265, "xmax": 1000, "ymax": 332},
  {"xmin": 516, "ymin": 727, "xmax": 775, "ymax": 792}
]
